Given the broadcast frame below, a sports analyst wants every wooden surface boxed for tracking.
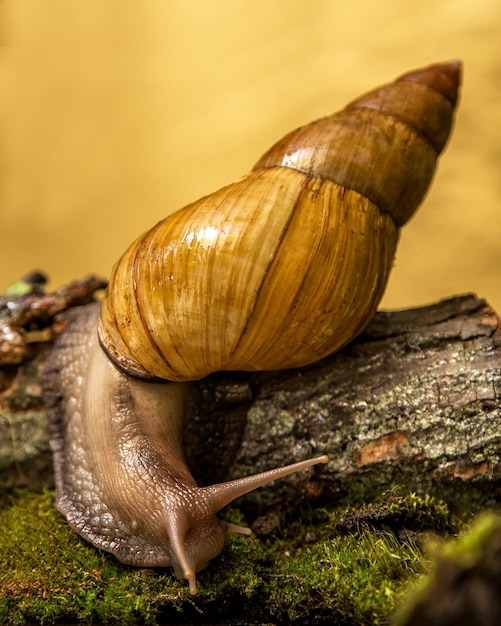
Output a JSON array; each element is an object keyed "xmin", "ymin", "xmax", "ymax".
[
  {"xmin": 188, "ymin": 294, "xmax": 501, "ymax": 514},
  {"xmin": 1, "ymin": 283, "xmax": 500, "ymax": 514}
]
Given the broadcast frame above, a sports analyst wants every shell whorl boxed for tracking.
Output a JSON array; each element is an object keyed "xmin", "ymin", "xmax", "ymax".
[
  {"xmin": 98, "ymin": 61, "xmax": 461, "ymax": 382},
  {"xmin": 254, "ymin": 60, "xmax": 461, "ymax": 227}
]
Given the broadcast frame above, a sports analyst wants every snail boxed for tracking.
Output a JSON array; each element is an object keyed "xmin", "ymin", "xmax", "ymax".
[{"xmin": 42, "ymin": 60, "xmax": 461, "ymax": 594}]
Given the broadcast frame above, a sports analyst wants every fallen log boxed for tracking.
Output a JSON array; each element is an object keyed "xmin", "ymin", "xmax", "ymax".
[{"xmin": 1, "ymin": 279, "xmax": 500, "ymax": 513}]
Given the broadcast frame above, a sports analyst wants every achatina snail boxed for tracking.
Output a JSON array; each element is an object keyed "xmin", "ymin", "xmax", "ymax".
[{"xmin": 42, "ymin": 60, "xmax": 461, "ymax": 594}]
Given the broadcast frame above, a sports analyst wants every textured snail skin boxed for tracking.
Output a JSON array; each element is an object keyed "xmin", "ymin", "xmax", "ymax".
[
  {"xmin": 42, "ymin": 61, "xmax": 461, "ymax": 594},
  {"xmin": 43, "ymin": 303, "xmax": 328, "ymax": 594}
]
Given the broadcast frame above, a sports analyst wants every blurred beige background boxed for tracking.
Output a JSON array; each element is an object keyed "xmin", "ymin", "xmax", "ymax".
[{"xmin": 1, "ymin": 0, "xmax": 500, "ymax": 311}]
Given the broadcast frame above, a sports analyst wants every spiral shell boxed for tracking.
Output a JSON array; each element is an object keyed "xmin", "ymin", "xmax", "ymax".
[{"xmin": 99, "ymin": 61, "xmax": 461, "ymax": 382}]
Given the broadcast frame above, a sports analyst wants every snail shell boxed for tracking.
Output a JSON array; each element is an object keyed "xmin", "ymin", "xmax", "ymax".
[
  {"xmin": 43, "ymin": 60, "xmax": 461, "ymax": 594},
  {"xmin": 99, "ymin": 61, "xmax": 460, "ymax": 383}
]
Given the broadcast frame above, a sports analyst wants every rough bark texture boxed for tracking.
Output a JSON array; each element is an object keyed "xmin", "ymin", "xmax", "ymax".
[
  {"xmin": 1, "ymin": 281, "xmax": 500, "ymax": 514},
  {"xmin": 223, "ymin": 293, "xmax": 501, "ymax": 514},
  {"xmin": 0, "ymin": 276, "xmax": 107, "ymax": 489}
]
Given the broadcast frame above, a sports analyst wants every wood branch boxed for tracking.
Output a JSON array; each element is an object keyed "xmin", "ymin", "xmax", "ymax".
[
  {"xmin": 1, "ymin": 280, "xmax": 500, "ymax": 514},
  {"xmin": 223, "ymin": 293, "xmax": 501, "ymax": 513}
]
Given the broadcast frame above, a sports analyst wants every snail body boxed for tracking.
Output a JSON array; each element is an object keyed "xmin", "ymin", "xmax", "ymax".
[{"xmin": 42, "ymin": 61, "xmax": 461, "ymax": 594}]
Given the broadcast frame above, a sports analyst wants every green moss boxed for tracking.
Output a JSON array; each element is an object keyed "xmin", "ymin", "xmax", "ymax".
[
  {"xmin": 438, "ymin": 512, "xmax": 501, "ymax": 562},
  {"xmin": 395, "ymin": 512, "xmax": 501, "ymax": 625},
  {"xmin": 260, "ymin": 529, "xmax": 427, "ymax": 624},
  {"xmin": 0, "ymin": 489, "xmax": 443, "ymax": 625}
]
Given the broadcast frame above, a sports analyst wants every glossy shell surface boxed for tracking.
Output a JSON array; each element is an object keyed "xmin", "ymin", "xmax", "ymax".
[{"xmin": 99, "ymin": 61, "xmax": 461, "ymax": 382}]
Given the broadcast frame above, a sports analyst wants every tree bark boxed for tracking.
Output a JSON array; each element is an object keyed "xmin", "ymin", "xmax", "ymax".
[
  {"xmin": 225, "ymin": 293, "xmax": 501, "ymax": 513},
  {"xmin": 1, "ymin": 280, "xmax": 500, "ymax": 511}
]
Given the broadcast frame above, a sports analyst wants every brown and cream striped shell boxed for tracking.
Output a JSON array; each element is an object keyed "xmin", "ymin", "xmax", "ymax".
[{"xmin": 98, "ymin": 60, "xmax": 461, "ymax": 383}]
